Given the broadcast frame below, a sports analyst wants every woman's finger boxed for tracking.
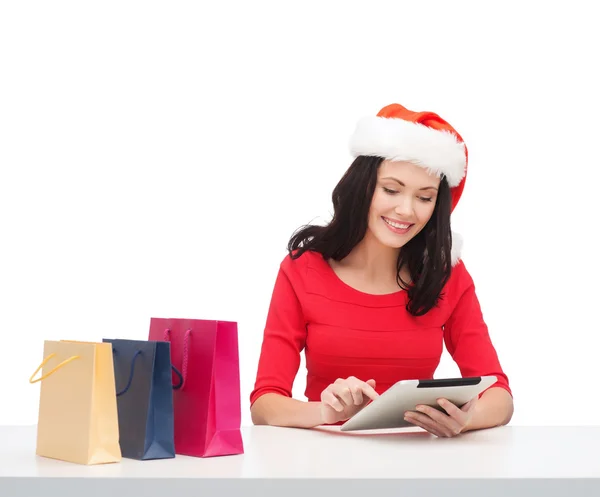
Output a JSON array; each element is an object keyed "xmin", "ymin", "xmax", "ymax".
[
  {"xmin": 437, "ymin": 398, "xmax": 463, "ymax": 417},
  {"xmin": 349, "ymin": 386, "xmax": 363, "ymax": 405},
  {"xmin": 345, "ymin": 377, "xmax": 379, "ymax": 400},
  {"xmin": 437, "ymin": 398, "xmax": 473, "ymax": 426},
  {"xmin": 360, "ymin": 379, "xmax": 379, "ymax": 401},
  {"xmin": 321, "ymin": 390, "xmax": 344, "ymax": 412},
  {"xmin": 347, "ymin": 379, "xmax": 379, "ymax": 405},
  {"xmin": 404, "ymin": 412, "xmax": 448, "ymax": 437},
  {"xmin": 415, "ymin": 404, "xmax": 464, "ymax": 435},
  {"xmin": 332, "ymin": 384, "xmax": 354, "ymax": 406}
]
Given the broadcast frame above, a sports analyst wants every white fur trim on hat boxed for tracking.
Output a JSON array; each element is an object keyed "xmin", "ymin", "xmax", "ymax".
[
  {"xmin": 451, "ymin": 231, "xmax": 463, "ymax": 266},
  {"xmin": 349, "ymin": 116, "xmax": 467, "ymax": 187}
]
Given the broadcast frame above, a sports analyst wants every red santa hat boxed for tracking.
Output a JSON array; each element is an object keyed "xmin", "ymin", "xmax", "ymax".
[
  {"xmin": 349, "ymin": 103, "xmax": 468, "ymax": 213},
  {"xmin": 349, "ymin": 103, "xmax": 467, "ymax": 264}
]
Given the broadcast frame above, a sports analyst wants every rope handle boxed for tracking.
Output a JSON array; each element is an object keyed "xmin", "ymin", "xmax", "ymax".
[
  {"xmin": 113, "ymin": 349, "xmax": 184, "ymax": 395},
  {"xmin": 29, "ymin": 353, "xmax": 80, "ymax": 384},
  {"xmin": 163, "ymin": 328, "xmax": 191, "ymax": 389},
  {"xmin": 171, "ymin": 365, "xmax": 183, "ymax": 389},
  {"xmin": 114, "ymin": 349, "xmax": 142, "ymax": 396}
]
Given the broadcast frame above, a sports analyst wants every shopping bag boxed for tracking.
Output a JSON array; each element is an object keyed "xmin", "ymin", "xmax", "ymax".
[
  {"xmin": 29, "ymin": 340, "xmax": 122, "ymax": 465},
  {"xmin": 102, "ymin": 339, "xmax": 180, "ymax": 460},
  {"xmin": 148, "ymin": 318, "xmax": 244, "ymax": 457}
]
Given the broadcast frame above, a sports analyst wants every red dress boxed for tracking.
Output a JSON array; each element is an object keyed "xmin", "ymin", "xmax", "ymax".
[{"xmin": 250, "ymin": 250, "xmax": 511, "ymax": 406}]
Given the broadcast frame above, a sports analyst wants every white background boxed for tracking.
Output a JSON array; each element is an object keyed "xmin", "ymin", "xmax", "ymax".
[{"xmin": 1, "ymin": 1, "xmax": 598, "ymax": 427}]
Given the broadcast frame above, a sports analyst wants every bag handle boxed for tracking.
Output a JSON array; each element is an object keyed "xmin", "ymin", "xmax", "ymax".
[
  {"xmin": 171, "ymin": 364, "xmax": 184, "ymax": 390},
  {"xmin": 113, "ymin": 349, "xmax": 142, "ymax": 396},
  {"xmin": 113, "ymin": 349, "xmax": 184, "ymax": 395},
  {"xmin": 164, "ymin": 328, "xmax": 191, "ymax": 390},
  {"xmin": 29, "ymin": 353, "xmax": 80, "ymax": 384}
]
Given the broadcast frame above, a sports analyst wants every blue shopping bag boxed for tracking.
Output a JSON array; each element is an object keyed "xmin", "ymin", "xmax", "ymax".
[{"xmin": 102, "ymin": 338, "xmax": 181, "ymax": 460}]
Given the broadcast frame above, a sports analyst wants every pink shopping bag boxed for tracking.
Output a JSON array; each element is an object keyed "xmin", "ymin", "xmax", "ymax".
[{"xmin": 148, "ymin": 318, "xmax": 244, "ymax": 457}]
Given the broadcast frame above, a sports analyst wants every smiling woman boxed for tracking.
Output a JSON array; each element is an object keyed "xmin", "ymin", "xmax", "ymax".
[
  {"xmin": 374, "ymin": 164, "xmax": 441, "ymax": 241},
  {"xmin": 249, "ymin": 103, "xmax": 513, "ymax": 438}
]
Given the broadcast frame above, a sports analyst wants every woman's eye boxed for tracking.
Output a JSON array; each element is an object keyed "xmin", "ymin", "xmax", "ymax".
[{"xmin": 383, "ymin": 187, "xmax": 433, "ymax": 203}]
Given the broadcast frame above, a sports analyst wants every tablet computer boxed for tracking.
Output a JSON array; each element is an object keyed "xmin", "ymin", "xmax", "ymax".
[{"xmin": 340, "ymin": 375, "xmax": 497, "ymax": 431}]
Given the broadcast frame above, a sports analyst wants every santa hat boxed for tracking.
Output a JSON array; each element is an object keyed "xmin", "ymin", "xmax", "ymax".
[
  {"xmin": 349, "ymin": 103, "xmax": 468, "ymax": 213},
  {"xmin": 349, "ymin": 103, "xmax": 467, "ymax": 264}
]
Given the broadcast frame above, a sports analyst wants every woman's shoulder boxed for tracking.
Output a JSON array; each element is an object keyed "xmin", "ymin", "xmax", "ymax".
[
  {"xmin": 280, "ymin": 249, "xmax": 326, "ymax": 276},
  {"xmin": 273, "ymin": 249, "xmax": 334, "ymax": 299}
]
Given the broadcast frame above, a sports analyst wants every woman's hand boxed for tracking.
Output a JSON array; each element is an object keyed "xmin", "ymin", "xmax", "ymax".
[
  {"xmin": 403, "ymin": 397, "xmax": 478, "ymax": 437},
  {"xmin": 319, "ymin": 376, "xmax": 379, "ymax": 425}
]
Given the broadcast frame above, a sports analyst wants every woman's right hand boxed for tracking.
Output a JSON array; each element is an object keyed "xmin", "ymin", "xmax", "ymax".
[{"xmin": 319, "ymin": 376, "xmax": 379, "ymax": 425}]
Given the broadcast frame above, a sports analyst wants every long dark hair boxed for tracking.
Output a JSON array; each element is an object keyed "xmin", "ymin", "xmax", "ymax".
[{"xmin": 287, "ymin": 156, "xmax": 453, "ymax": 316}]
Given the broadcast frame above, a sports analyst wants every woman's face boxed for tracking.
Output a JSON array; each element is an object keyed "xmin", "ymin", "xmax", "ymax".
[{"xmin": 367, "ymin": 160, "xmax": 441, "ymax": 249}]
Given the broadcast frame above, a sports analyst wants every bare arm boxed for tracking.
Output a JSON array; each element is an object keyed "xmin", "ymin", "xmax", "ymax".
[
  {"xmin": 464, "ymin": 387, "xmax": 514, "ymax": 432},
  {"xmin": 250, "ymin": 393, "xmax": 323, "ymax": 428},
  {"xmin": 251, "ymin": 377, "xmax": 380, "ymax": 429}
]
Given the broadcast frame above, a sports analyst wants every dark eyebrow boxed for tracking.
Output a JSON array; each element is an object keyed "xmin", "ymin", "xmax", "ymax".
[{"xmin": 382, "ymin": 177, "xmax": 438, "ymax": 191}]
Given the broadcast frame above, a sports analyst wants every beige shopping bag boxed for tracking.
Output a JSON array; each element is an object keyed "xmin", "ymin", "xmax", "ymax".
[{"xmin": 29, "ymin": 340, "xmax": 122, "ymax": 465}]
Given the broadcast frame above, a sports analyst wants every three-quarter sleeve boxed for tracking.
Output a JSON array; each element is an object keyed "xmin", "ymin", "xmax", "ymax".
[
  {"xmin": 443, "ymin": 262, "xmax": 512, "ymax": 396},
  {"xmin": 250, "ymin": 257, "xmax": 308, "ymax": 405}
]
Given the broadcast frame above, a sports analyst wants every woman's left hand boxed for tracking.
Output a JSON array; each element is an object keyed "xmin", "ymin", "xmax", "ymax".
[{"xmin": 403, "ymin": 397, "xmax": 477, "ymax": 437}]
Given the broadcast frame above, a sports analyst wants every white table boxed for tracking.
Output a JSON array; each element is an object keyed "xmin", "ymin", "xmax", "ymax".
[{"xmin": 1, "ymin": 424, "xmax": 600, "ymax": 496}]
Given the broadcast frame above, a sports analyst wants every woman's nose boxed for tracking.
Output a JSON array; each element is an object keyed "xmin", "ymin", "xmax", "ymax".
[{"xmin": 394, "ymin": 197, "xmax": 413, "ymax": 217}]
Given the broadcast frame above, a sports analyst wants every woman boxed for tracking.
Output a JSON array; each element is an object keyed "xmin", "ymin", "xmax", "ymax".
[{"xmin": 249, "ymin": 103, "xmax": 513, "ymax": 437}]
